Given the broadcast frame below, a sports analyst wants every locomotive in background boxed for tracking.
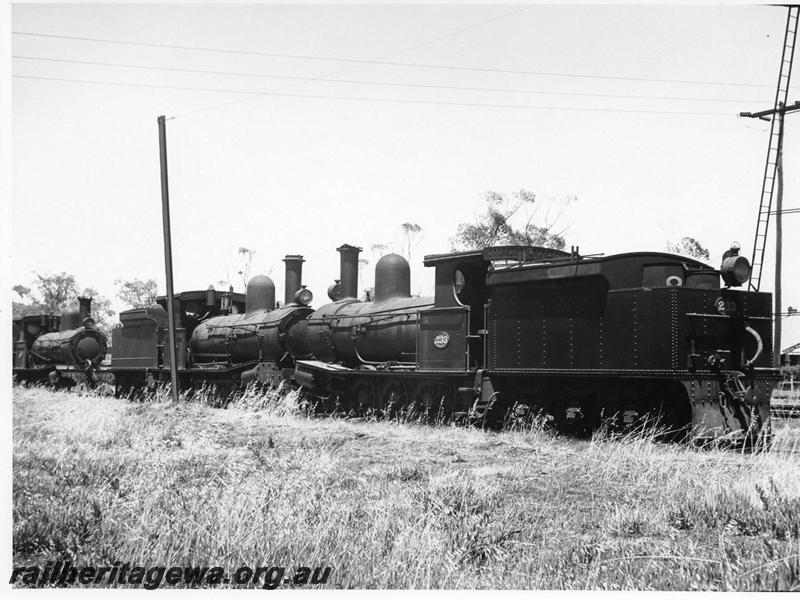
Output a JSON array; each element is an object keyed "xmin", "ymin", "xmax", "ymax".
[
  {"xmin": 107, "ymin": 240, "xmax": 777, "ymax": 444},
  {"xmin": 12, "ymin": 296, "xmax": 108, "ymax": 387},
  {"xmin": 109, "ymin": 255, "xmax": 314, "ymax": 397}
]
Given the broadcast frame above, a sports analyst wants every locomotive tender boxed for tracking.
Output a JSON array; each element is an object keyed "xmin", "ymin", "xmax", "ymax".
[
  {"xmin": 107, "ymin": 241, "xmax": 776, "ymax": 442},
  {"xmin": 12, "ymin": 297, "xmax": 108, "ymax": 386}
]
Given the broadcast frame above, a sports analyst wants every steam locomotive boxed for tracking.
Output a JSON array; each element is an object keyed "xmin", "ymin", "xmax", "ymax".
[
  {"xmin": 108, "ymin": 242, "xmax": 777, "ymax": 443},
  {"xmin": 109, "ymin": 255, "xmax": 312, "ymax": 397},
  {"xmin": 12, "ymin": 297, "xmax": 108, "ymax": 387}
]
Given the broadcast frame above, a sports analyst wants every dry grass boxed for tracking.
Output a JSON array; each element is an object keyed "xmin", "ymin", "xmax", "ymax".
[{"xmin": 12, "ymin": 383, "xmax": 800, "ymax": 590}]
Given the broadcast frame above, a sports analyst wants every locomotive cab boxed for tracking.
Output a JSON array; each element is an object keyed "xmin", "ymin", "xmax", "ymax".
[
  {"xmin": 418, "ymin": 249, "xmax": 491, "ymax": 371},
  {"xmin": 419, "ymin": 246, "xmax": 573, "ymax": 371},
  {"xmin": 13, "ymin": 314, "xmax": 61, "ymax": 369},
  {"xmin": 155, "ymin": 288, "xmax": 247, "ymax": 340}
]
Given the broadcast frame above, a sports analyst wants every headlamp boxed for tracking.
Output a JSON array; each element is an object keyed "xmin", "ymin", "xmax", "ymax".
[
  {"xmin": 294, "ymin": 286, "xmax": 313, "ymax": 306},
  {"xmin": 720, "ymin": 255, "xmax": 751, "ymax": 287}
]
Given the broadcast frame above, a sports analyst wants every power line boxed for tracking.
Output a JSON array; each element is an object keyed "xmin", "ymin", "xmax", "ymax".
[
  {"xmin": 354, "ymin": 6, "xmax": 531, "ymax": 64},
  {"xmin": 12, "ymin": 55, "xmax": 767, "ymax": 105},
  {"xmin": 12, "ymin": 30, "xmax": 777, "ymax": 89},
  {"xmin": 12, "ymin": 74, "xmax": 739, "ymax": 116},
  {"xmin": 174, "ymin": 7, "xmax": 540, "ymax": 119},
  {"xmin": 172, "ymin": 7, "xmax": 532, "ymax": 119}
]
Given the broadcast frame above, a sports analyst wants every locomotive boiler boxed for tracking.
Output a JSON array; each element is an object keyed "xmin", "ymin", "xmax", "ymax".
[
  {"xmin": 189, "ymin": 255, "xmax": 314, "ymax": 384},
  {"xmin": 294, "ymin": 245, "xmax": 434, "ymax": 365}
]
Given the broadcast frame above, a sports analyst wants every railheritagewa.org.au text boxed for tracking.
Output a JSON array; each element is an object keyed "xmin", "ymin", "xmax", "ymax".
[{"xmin": 10, "ymin": 561, "xmax": 333, "ymax": 589}]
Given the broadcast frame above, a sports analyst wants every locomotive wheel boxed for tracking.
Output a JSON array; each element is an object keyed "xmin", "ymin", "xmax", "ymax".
[
  {"xmin": 596, "ymin": 381, "xmax": 690, "ymax": 441},
  {"xmin": 411, "ymin": 381, "xmax": 451, "ymax": 423},
  {"xmin": 49, "ymin": 371, "xmax": 75, "ymax": 391},
  {"xmin": 347, "ymin": 378, "xmax": 376, "ymax": 417},
  {"xmin": 213, "ymin": 376, "xmax": 241, "ymax": 407},
  {"xmin": 114, "ymin": 373, "xmax": 146, "ymax": 399},
  {"xmin": 379, "ymin": 378, "xmax": 408, "ymax": 420},
  {"xmin": 648, "ymin": 382, "xmax": 691, "ymax": 441},
  {"xmin": 469, "ymin": 391, "xmax": 514, "ymax": 430}
]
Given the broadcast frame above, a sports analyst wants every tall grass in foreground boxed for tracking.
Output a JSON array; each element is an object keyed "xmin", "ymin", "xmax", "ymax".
[{"xmin": 12, "ymin": 384, "xmax": 800, "ymax": 590}]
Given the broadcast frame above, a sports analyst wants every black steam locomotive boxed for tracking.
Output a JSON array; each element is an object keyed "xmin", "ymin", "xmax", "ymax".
[
  {"xmin": 109, "ymin": 255, "xmax": 312, "ymax": 396},
  {"xmin": 108, "ymin": 242, "xmax": 776, "ymax": 443},
  {"xmin": 12, "ymin": 297, "xmax": 108, "ymax": 387}
]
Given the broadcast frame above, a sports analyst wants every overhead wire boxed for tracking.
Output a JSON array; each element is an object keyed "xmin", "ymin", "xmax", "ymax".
[
  {"xmin": 12, "ymin": 55, "xmax": 769, "ymax": 105},
  {"xmin": 171, "ymin": 6, "xmax": 532, "ymax": 119},
  {"xmin": 12, "ymin": 74, "xmax": 739, "ymax": 116},
  {"xmin": 13, "ymin": 12, "xmax": 792, "ymax": 121},
  {"xmin": 12, "ymin": 29, "xmax": 777, "ymax": 89}
]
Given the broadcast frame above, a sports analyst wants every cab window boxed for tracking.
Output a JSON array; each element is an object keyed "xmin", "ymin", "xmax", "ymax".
[
  {"xmin": 642, "ymin": 264, "xmax": 683, "ymax": 288},
  {"xmin": 453, "ymin": 269, "xmax": 467, "ymax": 305}
]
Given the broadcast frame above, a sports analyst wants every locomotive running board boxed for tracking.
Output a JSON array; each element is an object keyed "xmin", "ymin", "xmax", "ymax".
[
  {"xmin": 294, "ymin": 360, "xmax": 353, "ymax": 388},
  {"xmin": 296, "ymin": 360, "xmax": 354, "ymax": 373}
]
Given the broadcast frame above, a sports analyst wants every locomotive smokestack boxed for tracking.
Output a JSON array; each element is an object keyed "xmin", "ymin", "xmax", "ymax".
[
  {"xmin": 283, "ymin": 254, "xmax": 305, "ymax": 305},
  {"xmin": 78, "ymin": 297, "xmax": 92, "ymax": 323},
  {"xmin": 337, "ymin": 244, "xmax": 362, "ymax": 299}
]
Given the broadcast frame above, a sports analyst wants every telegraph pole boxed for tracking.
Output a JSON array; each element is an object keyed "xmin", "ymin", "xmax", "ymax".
[
  {"xmin": 158, "ymin": 115, "xmax": 180, "ymax": 402},
  {"xmin": 740, "ymin": 101, "xmax": 799, "ymax": 366},
  {"xmin": 775, "ymin": 109, "xmax": 783, "ymax": 368}
]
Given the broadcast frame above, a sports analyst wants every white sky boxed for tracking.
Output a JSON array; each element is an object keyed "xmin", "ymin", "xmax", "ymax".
[{"xmin": 4, "ymin": 2, "xmax": 800, "ymax": 348}]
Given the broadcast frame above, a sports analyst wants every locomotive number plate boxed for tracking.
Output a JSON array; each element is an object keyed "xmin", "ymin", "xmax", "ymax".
[
  {"xmin": 433, "ymin": 332, "xmax": 450, "ymax": 349},
  {"xmin": 715, "ymin": 297, "xmax": 737, "ymax": 315}
]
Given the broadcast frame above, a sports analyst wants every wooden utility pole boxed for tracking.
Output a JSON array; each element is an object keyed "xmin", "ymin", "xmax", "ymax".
[
  {"xmin": 775, "ymin": 109, "xmax": 783, "ymax": 368},
  {"xmin": 739, "ymin": 101, "xmax": 798, "ymax": 367},
  {"xmin": 158, "ymin": 115, "xmax": 180, "ymax": 402}
]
